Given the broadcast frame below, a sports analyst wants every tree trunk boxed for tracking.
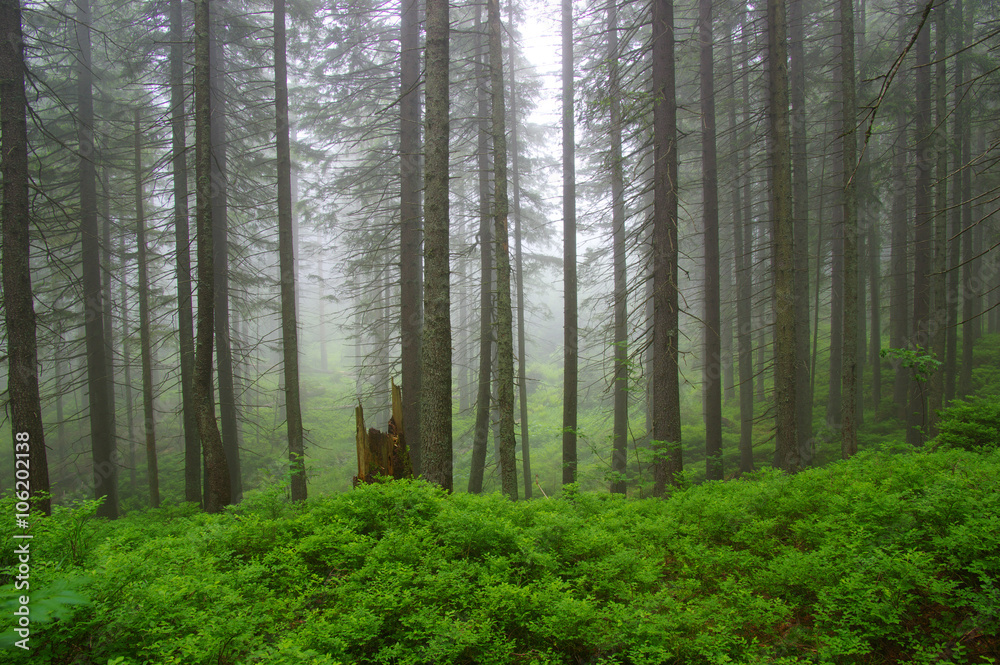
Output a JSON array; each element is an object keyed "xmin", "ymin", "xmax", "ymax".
[
  {"xmin": 77, "ymin": 0, "xmax": 118, "ymax": 518},
  {"xmin": 276, "ymin": 0, "xmax": 305, "ymax": 502},
  {"xmin": 100, "ymin": 171, "xmax": 118, "ymax": 488},
  {"xmin": 839, "ymin": 0, "xmax": 858, "ymax": 459},
  {"xmin": 789, "ymin": 0, "xmax": 812, "ymax": 461},
  {"xmin": 488, "ymin": 0, "xmax": 517, "ymax": 500},
  {"xmin": 651, "ymin": 0, "xmax": 681, "ymax": 494},
  {"xmin": 608, "ymin": 0, "xmax": 628, "ymax": 494},
  {"xmin": 958, "ymin": 3, "xmax": 974, "ymax": 399},
  {"xmin": 134, "ymin": 110, "xmax": 160, "ymax": 508},
  {"xmin": 1, "ymin": 0, "xmax": 51, "ymax": 516},
  {"xmin": 908, "ymin": 0, "xmax": 932, "ymax": 446},
  {"xmin": 826, "ymin": 26, "xmax": 845, "ymax": 431},
  {"xmin": 508, "ymin": 1, "xmax": 531, "ymax": 499},
  {"xmin": 355, "ymin": 382, "xmax": 412, "ymax": 483},
  {"xmin": 194, "ymin": 0, "xmax": 231, "ymax": 513},
  {"xmin": 170, "ymin": 0, "xmax": 200, "ymax": 505},
  {"xmin": 768, "ymin": 0, "xmax": 799, "ymax": 471},
  {"xmin": 727, "ymin": 26, "xmax": 753, "ymax": 475},
  {"xmin": 562, "ymin": 0, "xmax": 578, "ymax": 486},
  {"xmin": 927, "ymin": 3, "xmax": 948, "ymax": 435},
  {"xmin": 890, "ymin": 0, "xmax": 910, "ymax": 416},
  {"xmin": 119, "ymin": 231, "xmax": 137, "ymax": 492},
  {"xmin": 420, "ymin": 0, "xmax": 453, "ymax": 491},
  {"xmin": 945, "ymin": 0, "xmax": 963, "ymax": 404},
  {"xmin": 400, "ymin": 0, "xmax": 423, "ymax": 476},
  {"xmin": 700, "ymin": 0, "xmax": 722, "ymax": 481},
  {"xmin": 869, "ymin": 217, "xmax": 882, "ymax": 411},
  {"xmin": 209, "ymin": 1, "xmax": 241, "ymax": 502},
  {"xmin": 468, "ymin": 4, "xmax": 492, "ymax": 494}
]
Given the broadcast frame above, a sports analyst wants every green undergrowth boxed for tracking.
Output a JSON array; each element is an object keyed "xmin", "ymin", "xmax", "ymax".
[{"xmin": 2, "ymin": 447, "xmax": 999, "ymax": 664}]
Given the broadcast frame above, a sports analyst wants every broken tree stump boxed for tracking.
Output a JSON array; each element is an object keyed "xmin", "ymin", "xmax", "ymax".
[{"xmin": 354, "ymin": 380, "xmax": 413, "ymax": 485}]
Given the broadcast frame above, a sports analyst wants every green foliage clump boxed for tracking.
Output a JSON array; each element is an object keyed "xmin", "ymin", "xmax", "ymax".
[
  {"xmin": 2, "ymin": 449, "xmax": 999, "ymax": 664},
  {"xmin": 932, "ymin": 396, "xmax": 1000, "ymax": 452}
]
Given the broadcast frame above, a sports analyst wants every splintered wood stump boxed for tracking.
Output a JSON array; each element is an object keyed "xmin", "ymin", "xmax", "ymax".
[{"xmin": 354, "ymin": 380, "xmax": 413, "ymax": 485}]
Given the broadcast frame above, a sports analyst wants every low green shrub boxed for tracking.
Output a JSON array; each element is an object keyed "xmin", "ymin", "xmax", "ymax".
[
  {"xmin": 2, "ymin": 449, "xmax": 998, "ymax": 664},
  {"xmin": 933, "ymin": 396, "xmax": 1000, "ymax": 452}
]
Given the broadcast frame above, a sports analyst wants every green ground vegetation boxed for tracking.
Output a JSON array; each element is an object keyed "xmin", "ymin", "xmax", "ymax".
[{"xmin": 1, "ymin": 427, "xmax": 998, "ymax": 664}]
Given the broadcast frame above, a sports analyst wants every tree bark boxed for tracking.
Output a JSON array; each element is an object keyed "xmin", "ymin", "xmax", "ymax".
[
  {"xmin": 100, "ymin": 172, "xmax": 117, "ymax": 490},
  {"xmin": 2, "ymin": 0, "xmax": 51, "ymax": 516},
  {"xmin": 927, "ymin": 3, "xmax": 948, "ymax": 435},
  {"xmin": 700, "ymin": 0, "xmax": 722, "ymax": 481},
  {"xmin": 651, "ymin": 0, "xmax": 682, "ymax": 494},
  {"xmin": 209, "ymin": 0, "xmax": 241, "ymax": 502},
  {"xmin": 77, "ymin": 0, "xmax": 118, "ymax": 518},
  {"xmin": 488, "ymin": 0, "xmax": 517, "ymax": 500},
  {"xmin": 768, "ymin": 0, "xmax": 799, "ymax": 471},
  {"xmin": 789, "ymin": 0, "xmax": 812, "ymax": 461},
  {"xmin": 134, "ymin": 110, "xmax": 160, "ymax": 507},
  {"xmin": 400, "ymin": 0, "xmax": 423, "ymax": 476},
  {"xmin": 420, "ymin": 0, "xmax": 453, "ymax": 491},
  {"xmin": 826, "ymin": 25, "xmax": 845, "ymax": 431},
  {"xmin": 945, "ymin": 0, "xmax": 963, "ymax": 403},
  {"xmin": 726, "ymin": 24, "xmax": 753, "ymax": 475},
  {"xmin": 276, "ymin": 0, "xmax": 306, "ymax": 502},
  {"xmin": 468, "ymin": 4, "xmax": 492, "ymax": 494},
  {"xmin": 839, "ymin": 0, "xmax": 858, "ymax": 459},
  {"xmin": 908, "ymin": 0, "xmax": 932, "ymax": 446},
  {"xmin": 508, "ymin": 1, "xmax": 532, "ymax": 499},
  {"xmin": 890, "ymin": 0, "xmax": 910, "ymax": 416},
  {"xmin": 119, "ymin": 231, "xmax": 137, "ymax": 492},
  {"xmin": 958, "ymin": 3, "xmax": 974, "ymax": 399},
  {"xmin": 170, "ymin": 0, "xmax": 200, "ymax": 505},
  {"xmin": 562, "ymin": 0, "xmax": 578, "ymax": 486},
  {"xmin": 608, "ymin": 0, "xmax": 628, "ymax": 494},
  {"xmin": 194, "ymin": 0, "xmax": 231, "ymax": 513}
]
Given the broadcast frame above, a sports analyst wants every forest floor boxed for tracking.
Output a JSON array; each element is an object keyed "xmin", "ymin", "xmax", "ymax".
[{"xmin": 1, "ymin": 430, "xmax": 998, "ymax": 664}]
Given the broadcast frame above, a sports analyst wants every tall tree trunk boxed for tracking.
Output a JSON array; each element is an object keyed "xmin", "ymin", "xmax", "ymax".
[
  {"xmin": 562, "ymin": 0, "xmax": 578, "ymax": 486},
  {"xmin": 839, "ymin": 0, "xmax": 858, "ymax": 459},
  {"xmin": 608, "ymin": 0, "xmax": 628, "ymax": 494},
  {"xmin": 789, "ymin": 0, "xmax": 812, "ymax": 461},
  {"xmin": 869, "ymin": 218, "xmax": 882, "ymax": 411},
  {"xmin": 2, "ymin": 0, "xmax": 51, "ymax": 516},
  {"xmin": 958, "ymin": 3, "xmax": 974, "ymax": 399},
  {"xmin": 421, "ymin": 0, "xmax": 453, "ymax": 491},
  {"xmin": 928, "ymin": 4, "xmax": 947, "ymax": 435},
  {"xmin": 908, "ymin": 0, "xmax": 932, "ymax": 446},
  {"xmin": 468, "ymin": 4, "xmax": 492, "ymax": 494},
  {"xmin": 826, "ymin": 26, "xmax": 845, "ymax": 431},
  {"xmin": 119, "ymin": 231, "xmax": 137, "ymax": 492},
  {"xmin": 488, "ymin": 0, "xmax": 517, "ymax": 500},
  {"xmin": 77, "ymin": 0, "xmax": 117, "ymax": 518},
  {"xmin": 727, "ymin": 25, "xmax": 753, "ymax": 475},
  {"xmin": 275, "ymin": 0, "xmax": 305, "ymax": 502},
  {"xmin": 194, "ymin": 0, "xmax": 231, "ymax": 513},
  {"xmin": 890, "ymin": 0, "xmax": 910, "ymax": 416},
  {"xmin": 400, "ymin": 0, "xmax": 423, "ymax": 475},
  {"xmin": 100, "ymin": 170, "xmax": 117, "ymax": 486},
  {"xmin": 651, "ymin": 0, "xmax": 681, "ymax": 494},
  {"xmin": 209, "ymin": 1, "xmax": 241, "ymax": 502},
  {"xmin": 853, "ymin": 0, "xmax": 867, "ymax": 431},
  {"xmin": 508, "ymin": 1, "xmax": 531, "ymax": 499},
  {"xmin": 945, "ymin": 0, "xmax": 963, "ymax": 404},
  {"xmin": 769, "ymin": 0, "xmax": 799, "ymax": 471},
  {"xmin": 811, "ymin": 120, "xmax": 830, "ymax": 400},
  {"xmin": 170, "ymin": 0, "xmax": 200, "ymax": 505},
  {"xmin": 134, "ymin": 110, "xmax": 160, "ymax": 508},
  {"xmin": 700, "ymin": 0, "xmax": 722, "ymax": 480}
]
